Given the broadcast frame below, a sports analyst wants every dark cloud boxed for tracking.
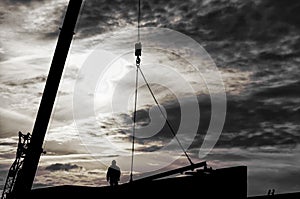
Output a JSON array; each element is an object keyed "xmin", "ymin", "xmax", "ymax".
[
  {"xmin": 3, "ymin": 75, "xmax": 46, "ymax": 87},
  {"xmin": 72, "ymin": 0, "xmax": 300, "ymax": 42},
  {"xmin": 2, "ymin": 0, "xmax": 300, "ymax": 43},
  {"xmin": 136, "ymin": 145, "xmax": 162, "ymax": 152},
  {"xmin": 2, "ymin": 0, "xmax": 299, "ymax": 50},
  {"xmin": 45, "ymin": 163, "xmax": 82, "ymax": 172},
  {"xmin": 216, "ymin": 92, "xmax": 300, "ymax": 148},
  {"xmin": 44, "ymin": 140, "xmax": 87, "ymax": 155},
  {"xmin": 75, "ymin": 0, "xmax": 137, "ymax": 38},
  {"xmin": 253, "ymin": 81, "xmax": 300, "ymax": 99},
  {"xmin": 4, "ymin": 0, "xmax": 43, "ymax": 4},
  {"xmin": 109, "ymin": 94, "xmax": 209, "ymax": 151},
  {"xmin": 190, "ymin": 0, "xmax": 300, "ymax": 41},
  {"xmin": 112, "ymin": 85, "xmax": 300, "ymax": 151},
  {"xmin": 0, "ymin": 11, "xmax": 5, "ymax": 25}
]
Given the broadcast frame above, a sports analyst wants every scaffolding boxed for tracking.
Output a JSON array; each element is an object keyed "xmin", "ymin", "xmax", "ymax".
[{"xmin": 1, "ymin": 132, "xmax": 31, "ymax": 199}]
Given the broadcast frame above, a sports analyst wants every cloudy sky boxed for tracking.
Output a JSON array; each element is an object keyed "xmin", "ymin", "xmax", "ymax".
[{"xmin": 1, "ymin": 0, "xmax": 300, "ymax": 197}]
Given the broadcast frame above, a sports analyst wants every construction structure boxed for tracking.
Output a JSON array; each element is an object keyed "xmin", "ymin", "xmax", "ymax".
[
  {"xmin": 1, "ymin": 1, "xmax": 83, "ymax": 198},
  {"xmin": 29, "ymin": 165, "xmax": 247, "ymax": 199},
  {"xmin": 1, "ymin": 1, "xmax": 298, "ymax": 199},
  {"xmin": 1, "ymin": 132, "xmax": 31, "ymax": 199}
]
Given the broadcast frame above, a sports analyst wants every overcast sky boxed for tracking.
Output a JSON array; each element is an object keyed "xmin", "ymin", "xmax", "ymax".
[{"xmin": 1, "ymin": 0, "xmax": 300, "ymax": 197}]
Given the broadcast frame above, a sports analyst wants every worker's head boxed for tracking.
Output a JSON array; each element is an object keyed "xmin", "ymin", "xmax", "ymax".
[{"xmin": 112, "ymin": 160, "xmax": 116, "ymax": 165}]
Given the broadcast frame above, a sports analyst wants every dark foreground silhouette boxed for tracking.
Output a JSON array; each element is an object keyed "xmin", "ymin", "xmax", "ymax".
[
  {"xmin": 29, "ymin": 165, "xmax": 300, "ymax": 199},
  {"xmin": 249, "ymin": 192, "xmax": 300, "ymax": 199},
  {"xmin": 30, "ymin": 166, "xmax": 247, "ymax": 199}
]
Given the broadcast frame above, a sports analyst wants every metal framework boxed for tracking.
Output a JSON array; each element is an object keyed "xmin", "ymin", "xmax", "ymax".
[
  {"xmin": 1, "ymin": 132, "xmax": 31, "ymax": 199},
  {"xmin": 1, "ymin": 1, "xmax": 83, "ymax": 198}
]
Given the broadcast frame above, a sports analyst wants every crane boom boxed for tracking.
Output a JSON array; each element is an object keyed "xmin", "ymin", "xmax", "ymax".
[{"xmin": 5, "ymin": 1, "xmax": 84, "ymax": 198}]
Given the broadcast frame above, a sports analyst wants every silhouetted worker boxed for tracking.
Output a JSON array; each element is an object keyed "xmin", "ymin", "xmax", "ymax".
[
  {"xmin": 106, "ymin": 160, "xmax": 121, "ymax": 187},
  {"xmin": 271, "ymin": 189, "xmax": 275, "ymax": 195},
  {"xmin": 267, "ymin": 189, "xmax": 275, "ymax": 197}
]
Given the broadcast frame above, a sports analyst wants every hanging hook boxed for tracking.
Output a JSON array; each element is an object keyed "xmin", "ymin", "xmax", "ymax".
[
  {"xmin": 135, "ymin": 42, "xmax": 142, "ymax": 66},
  {"xmin": 136, "ymin": 56, "xmax": 141, "ymax": 65}
]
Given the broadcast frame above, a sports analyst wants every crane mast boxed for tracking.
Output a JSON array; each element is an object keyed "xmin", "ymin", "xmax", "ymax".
[{"xmin": 1, "ymin": 1, "xmax": 83, "ymax": 198}]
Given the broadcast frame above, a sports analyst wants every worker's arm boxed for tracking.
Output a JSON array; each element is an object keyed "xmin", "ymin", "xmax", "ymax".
[{"xmin": 106, "ymin": 168, "xmax": 110, "ymax": 181}]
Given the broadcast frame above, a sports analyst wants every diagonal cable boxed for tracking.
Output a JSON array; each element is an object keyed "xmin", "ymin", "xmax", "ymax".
[{"xmin": 137, "ymin": 65, "xmax": 194, "ymax": 165}]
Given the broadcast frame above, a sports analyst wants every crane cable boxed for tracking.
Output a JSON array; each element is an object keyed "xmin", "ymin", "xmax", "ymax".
[
  {"xmin": 129, "ymin": 0, "xmax": 193, "ymax": 182},
  {"xmin": 129, "ymin": 0, "xmax": 141, "ymax": 182},
  {"xmin": 138, "ymin": 0, "xmax": 141, "ymax": 42},
  {"xmin": 129, "ymin": 51, "xmax": 139, "ymax": 183},
  {"xmin": 137, "ymin": 66, "xmax": 194, "ymax": 166}
]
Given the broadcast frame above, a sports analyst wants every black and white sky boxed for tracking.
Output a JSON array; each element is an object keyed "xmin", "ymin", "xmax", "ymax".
[{"xmin": 1, "ymin": 0, "xmax": 300, "ymax": 196}]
